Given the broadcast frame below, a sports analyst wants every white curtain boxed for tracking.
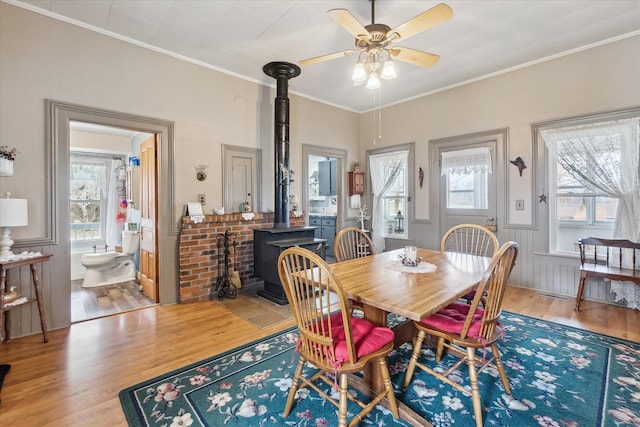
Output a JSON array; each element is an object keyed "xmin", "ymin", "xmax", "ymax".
[
  {"xmin": 105, "ymin": 159, "xmax": 124, "ymax": 248},
  {"xmin": 440, "ymin": 147, "xmax": 493, "ymax": 176},
  {"xmin": 541, "ymin": 117, "xmax": 640, "ymax": 308},
  {"xmin": 369, "ymin": 150, "xmax": 408, "ymax": 253}
]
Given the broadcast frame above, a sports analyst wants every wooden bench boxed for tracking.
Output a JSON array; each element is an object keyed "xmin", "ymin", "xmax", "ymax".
[{"xmin": 575, "ymin": 237, "xmax": 640, "ymax": 311}]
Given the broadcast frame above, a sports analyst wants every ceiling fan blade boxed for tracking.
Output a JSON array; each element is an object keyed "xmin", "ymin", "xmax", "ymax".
[
  {"xmin": 388, "ymin": 3, "xmax": 453, "ymax": 42},
  {"xmin": 390, "ymin": 47, "xmax": 440, "ymax": 67},
  {"xmin": 327, "ymin": 9, "xmax": 370, "ymax": 42},
  {"xmin": 299, "ymin": 49, "xmax": 358, "ymax": 66}
]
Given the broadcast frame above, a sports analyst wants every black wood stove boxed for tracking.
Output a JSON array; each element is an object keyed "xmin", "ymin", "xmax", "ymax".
[{"xmin": 253, "ymin": 62, "xmax": 326, "ymax": 305}]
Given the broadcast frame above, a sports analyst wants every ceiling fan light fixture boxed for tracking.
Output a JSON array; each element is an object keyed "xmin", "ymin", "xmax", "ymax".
[
  {"xmin": 380, "ymin": 57, "xmax": 396, "ymax": 80},
  {"xmin": 352, "ymin": 62, "xmax": 367, "ymax": 82},
  {"xmin": 366, "ymin": 71, "xmax": 381, "ymax": 89}
]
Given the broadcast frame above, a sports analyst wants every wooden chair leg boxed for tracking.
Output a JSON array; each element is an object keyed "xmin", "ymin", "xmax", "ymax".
[
  {"xmin": 466, "ymin": 347, "xmax": 484, "ymax": 427},
  {"xmin": 574, "ymin": 276, "xmax": 587, "ymax": 312},
  {"xmin": 338, "ymin": 373, "xmax": 348, "ymax": 427},
  {"xmin": 492, "ymin": 343, "xmax": 511, "ymax": 394},
  {"xmin": 403, "ymin": 330, "xmax": 426, "ymax": 388},
  {"xmin": 435, "ymin": 337, "xmax": 446, "ymax": 362},
  {"xmin": 378, "ymin": 356, "xmax": 399, "ymax": 419},
  {"xmin": 284, "ymin": 358, "xmax": 305, "ymax": 417}
]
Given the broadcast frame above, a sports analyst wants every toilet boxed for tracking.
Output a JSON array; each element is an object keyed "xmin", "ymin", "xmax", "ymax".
[{"xmin": 80, "ymin": 231, "xmax": 140, "ymax": 288}]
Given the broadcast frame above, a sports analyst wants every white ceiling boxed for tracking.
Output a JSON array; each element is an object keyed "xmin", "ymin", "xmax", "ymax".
[{"xmin": 11, "ymin": 0, "xmax": 640, "ymax": 112}]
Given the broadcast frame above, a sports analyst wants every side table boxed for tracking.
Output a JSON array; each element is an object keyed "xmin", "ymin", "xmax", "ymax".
[{"xmin": 0, "ymin": 254, "xmax": 51, "ymax": 343}]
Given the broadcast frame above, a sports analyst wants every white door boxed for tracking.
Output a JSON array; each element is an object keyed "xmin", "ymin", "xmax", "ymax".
[{"xmin": 223, "ymin": 146, "xmax": 260, "ymax": 213}]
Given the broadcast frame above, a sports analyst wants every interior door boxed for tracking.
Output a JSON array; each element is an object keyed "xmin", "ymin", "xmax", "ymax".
[
  {"xmin": 139, "ymin": 135, "xmax": 158, "ymax": 302},
  {"xmin": 231, "ymin": 157, "xmax": 254, "ymax": 212},
  {"xmin": 223, "ymin": 146, "xmax": 260, "ymax": 213},
  {"xmin": 439, "ymin": 141, "xmax": 497, "ymax": 237}
]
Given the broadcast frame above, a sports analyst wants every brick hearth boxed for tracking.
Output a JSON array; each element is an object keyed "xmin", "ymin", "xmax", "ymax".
[{"xmin": 179, "ymin": 212, "xmax": 305, "ymax": 303}]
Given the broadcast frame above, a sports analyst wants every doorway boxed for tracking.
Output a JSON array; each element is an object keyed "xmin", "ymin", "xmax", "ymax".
[
  {"xmin": 68, "ymin": 121, "xmax": 156, "ymax": 322},
  {"xmin": 302, "ymin": 145, "xmax": 348, "ymax": 260},
  {"xmin": 430, "ymin": 128, "xmax": 507, "ymax": 239},
  {"xmin": 47, "ymin": 100, "xmax": 176, "ymax": 330}
]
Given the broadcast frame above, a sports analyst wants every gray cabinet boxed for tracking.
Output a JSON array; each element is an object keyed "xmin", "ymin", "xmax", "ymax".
[
  {"xmin": 310, "ymin": 216, "xmax": 336, "ymax": 257},
  {"xmin": 318, "ymin": 160, "xmax": 337, "ymax": 196}
]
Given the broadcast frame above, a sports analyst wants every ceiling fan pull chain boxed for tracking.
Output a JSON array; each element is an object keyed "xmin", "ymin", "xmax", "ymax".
[{"xmin": 373, "ymin": 87, "xmax": 382, "ymax": 145}]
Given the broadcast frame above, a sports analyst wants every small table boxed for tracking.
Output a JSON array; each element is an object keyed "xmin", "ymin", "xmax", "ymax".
[{"xmin": 0, "ymin": 254, "xmax": 52, "ymax": 343}]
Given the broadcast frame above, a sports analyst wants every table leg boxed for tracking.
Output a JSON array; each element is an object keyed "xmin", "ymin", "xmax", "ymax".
[
  {"xmin": 362, "ymin": 304, "xmax": 388, "ymax": 393},
  {"xmin": 30, "ymin": 263, "xmax": 49, "ymax": 343}
]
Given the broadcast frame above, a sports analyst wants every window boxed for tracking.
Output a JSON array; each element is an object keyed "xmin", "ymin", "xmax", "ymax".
[
  {"xmin": 69, "ymin": 152, "xmax": 112, "ymax": 250},
  {"xmin": 540, "ymin": 115, "xmax": 639, "ymax": 253},
  {"xmin": 441, "ymin": 147, "xmax": 492, "ymax": 210},
  {"xmin": 380, "ymin": 166, "xmax": 407, "ymax": 236},
  {"xmin": 368, "ymin": 145, "xmax": 412, "ymax": 252}
]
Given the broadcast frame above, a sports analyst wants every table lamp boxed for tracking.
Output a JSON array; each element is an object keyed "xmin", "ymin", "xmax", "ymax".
[{"xmin": 0, "ymin": 193, "xmax": 28, "ymax": 260}]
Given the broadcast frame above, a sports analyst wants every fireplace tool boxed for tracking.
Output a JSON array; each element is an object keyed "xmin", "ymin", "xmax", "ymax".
[{"xmin": 213, "ymin": 230, "xmax": 238, "ymax": 300}]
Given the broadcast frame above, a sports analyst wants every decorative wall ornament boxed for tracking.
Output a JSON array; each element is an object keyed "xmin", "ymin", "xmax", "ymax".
[
  {"xmin": 510, "ymin": 156, "xmax": 527, "ymax": 176},
  {"xmin": 418, "ymin": 167, "xmax": 424, "ymax": 188},
  {"xmin": 539, "ymin": 192, "xmax": 547, "ymax": 203}
]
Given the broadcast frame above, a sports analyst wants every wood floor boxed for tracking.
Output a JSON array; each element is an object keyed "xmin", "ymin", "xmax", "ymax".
[
  {"xmin": 71, "ymin": 279, "xmax": 157, "ymax": 323},
  {"xmin": 0, "ymin": 286, "xmax": 638, "ymax": 426}
]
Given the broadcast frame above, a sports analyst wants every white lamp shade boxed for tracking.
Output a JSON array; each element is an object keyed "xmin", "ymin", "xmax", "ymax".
[
  {"xmin": 366, "ymin": 72, "xmax": 381, "ymax": 89},
  {"xmin": 352, "ymin": 62, "xmax": 367, "ymax": 82},
  {"xmin": 380, "ymin": 60, "xmax": 396, "ymax": 79},
  {"xmin": 0, "ymin": 198, "xmax": 28, "ymax": 227}
]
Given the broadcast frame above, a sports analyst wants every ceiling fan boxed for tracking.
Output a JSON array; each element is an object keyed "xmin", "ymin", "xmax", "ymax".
[{"xmin": 300, "ymin": 1, "xmax": 453, "ymax": 89}]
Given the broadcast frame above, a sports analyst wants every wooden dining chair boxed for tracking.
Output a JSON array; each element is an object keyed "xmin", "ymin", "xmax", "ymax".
[
  {"xmin": 334, "ymin": 227, "xmax": 374, "ymax": 262},
  {"xmin": 441, "ymin": 223, "xmax": 499, "ymax": 304},
  {"xmin": 403, "ymin": 241, "xmax": 519, "ymax": 427},
  {"xmin": 441, "ymin": 223, "xmax": 499, "ymax": 256},
  {"xmin": 278, "ymin": 247, "xmax": 399, "ymax": 427}
]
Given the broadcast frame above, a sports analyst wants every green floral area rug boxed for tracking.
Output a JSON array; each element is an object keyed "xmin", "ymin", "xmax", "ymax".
[{"xmin": 119, "ymin": 312, "xmax": 640, "ymax": 426}]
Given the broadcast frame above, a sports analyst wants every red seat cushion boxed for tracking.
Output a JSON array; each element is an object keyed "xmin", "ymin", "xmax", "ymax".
[
  {"xmin": 323, "ymin": 312, "xmax": 394, "ymax": 364},
  {"xmin": 419, "ymin": 301, "xmax": 487, "ymax": 338}
]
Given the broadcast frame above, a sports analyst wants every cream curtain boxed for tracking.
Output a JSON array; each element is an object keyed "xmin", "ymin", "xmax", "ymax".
[
  {"xmin": 541, "ymin": 117, "xmax": 640, "ymax": 309},
  {"xmin": 440, "ymin": 147, "xmax": 492, "ymax": 176},
  {"xmin": 369, "ymin": 150, "xmax": 408, "ymax": 253}
]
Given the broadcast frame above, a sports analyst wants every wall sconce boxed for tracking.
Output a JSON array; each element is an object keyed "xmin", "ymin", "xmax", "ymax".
[
  {"xmin": 0, "ymin": 192, "xmax": 28, "ymax": 260},
  {"xmin": 195, "ymin": 165, "xmax": 208, "ymax": 181}
]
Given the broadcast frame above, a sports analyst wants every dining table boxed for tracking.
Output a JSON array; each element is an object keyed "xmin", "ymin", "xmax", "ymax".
[{"xmin": 327, "ymin": 246, "xmax": 491, "ymax": 421}]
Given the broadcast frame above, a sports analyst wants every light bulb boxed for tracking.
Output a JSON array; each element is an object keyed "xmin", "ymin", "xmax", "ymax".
[
  {"xmin": 352, "ymin": 62, "xmax": 367, "ymax": 82},
  {"xmin": 366, "ymin": 72, "xmax": 380, "ymax": 89},
  {"xmin": 380, "ymin": 59, "xmax": 396, "ymax": 79}
]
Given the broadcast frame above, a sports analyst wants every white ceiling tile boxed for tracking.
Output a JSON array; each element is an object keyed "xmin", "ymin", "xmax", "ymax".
[
  {"xmin": 106, "ymin": 9, "xmax": 159, "ymax": 44},
  {"xmin": 111, "ymin": 0, "xmax": 174, "ymax": 27},
  {"xmin": 50, "ymin": 0, "xmax": 111, "ymax": 27},
  {"xmin": 152, "ymin": 7, "xmax": 212, "ymax": 52}
]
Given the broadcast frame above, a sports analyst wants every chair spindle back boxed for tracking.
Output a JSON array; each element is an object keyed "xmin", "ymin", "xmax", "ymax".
[
  {"xmin": 460, "ymin": 241, "xmax": 518, "ymax": 340},
  {"xmin": 278, "ymin": 247, "xmax": 356, "ymax": 366}
]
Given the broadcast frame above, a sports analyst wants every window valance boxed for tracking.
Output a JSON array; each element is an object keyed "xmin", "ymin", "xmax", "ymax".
[{"xmin": 441, "ymin": 147, "xmax": 492, "ymax": 176}]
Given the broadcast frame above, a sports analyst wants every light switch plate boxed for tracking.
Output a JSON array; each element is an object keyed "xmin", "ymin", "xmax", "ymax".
[{"xmin": 515, "ymin": 199, "xmax": 524, "ymax": 210}]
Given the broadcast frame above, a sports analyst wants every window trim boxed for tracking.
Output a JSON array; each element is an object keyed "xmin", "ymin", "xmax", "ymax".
[{"xmin": 533, "ymin": 105, "xmax": 640, "ymax": 256}]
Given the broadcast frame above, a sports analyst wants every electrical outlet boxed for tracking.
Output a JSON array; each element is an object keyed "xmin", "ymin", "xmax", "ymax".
[
  {"xmin": 198, "ymin": 194, "xmax": 206, "ymax": 205},
  {"xmin": 515, "ymin": 199, "xmax": 524, "ymax": 210}
]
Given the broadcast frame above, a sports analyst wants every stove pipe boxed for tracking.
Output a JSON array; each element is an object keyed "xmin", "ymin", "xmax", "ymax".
[{"xmin": 263, "ymin": 61, "xmax": 301, "ymax": 229}]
